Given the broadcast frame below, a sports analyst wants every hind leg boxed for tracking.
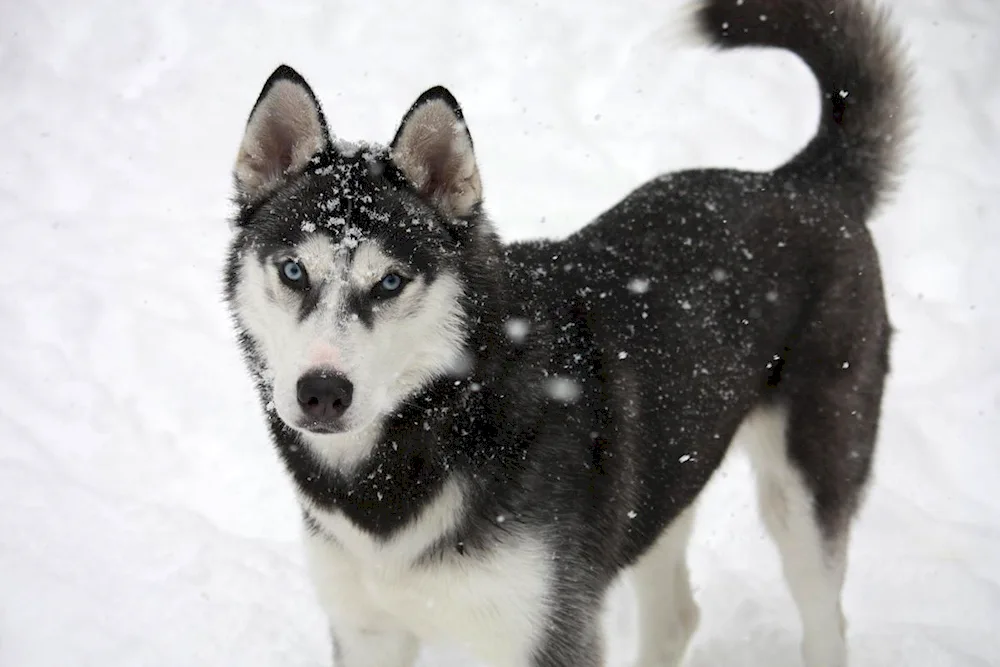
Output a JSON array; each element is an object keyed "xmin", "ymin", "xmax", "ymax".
[
  {"xmin": 742, "ymin": 399, "xmax": 876, "ymax": 667},
  {"xmin": 631, "ymin": 507, "xmax": 700, "ymax": 667}
]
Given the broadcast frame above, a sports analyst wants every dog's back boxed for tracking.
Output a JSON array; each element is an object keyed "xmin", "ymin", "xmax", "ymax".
[{"xmin": 500, "ymin": 1, "xmax": 909, "ymax": 665}]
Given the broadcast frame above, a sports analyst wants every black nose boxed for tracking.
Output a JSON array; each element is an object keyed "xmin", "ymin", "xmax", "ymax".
[{"xmin": 296, "ymin": 371, "xmax": 354, "ymax": 420}]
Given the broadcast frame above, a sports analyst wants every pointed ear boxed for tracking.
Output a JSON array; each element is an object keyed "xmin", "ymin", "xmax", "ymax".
[
  {"xmin": 389, "ymin": 87, "xmax": 483, "ymax": 218},
  {"xmin": 233, "ymin": 65, "xmax": 329, "ymax": 206}
]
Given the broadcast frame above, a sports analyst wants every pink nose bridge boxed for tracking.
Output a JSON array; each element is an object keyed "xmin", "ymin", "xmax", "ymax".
[{"xmin": 307, "ymin": 342, "xmax": 342, "ymax": 369}]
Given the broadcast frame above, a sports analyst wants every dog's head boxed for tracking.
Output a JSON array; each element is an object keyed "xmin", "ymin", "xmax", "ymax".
[{"xmin": 225, "ymin": 66, "xmax": 492, "ymax": 438}]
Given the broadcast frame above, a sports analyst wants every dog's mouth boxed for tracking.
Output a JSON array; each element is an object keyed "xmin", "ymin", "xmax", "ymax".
[{"xmin": 295, "ymin": 419, "xmax": 346, "ymax": 435}]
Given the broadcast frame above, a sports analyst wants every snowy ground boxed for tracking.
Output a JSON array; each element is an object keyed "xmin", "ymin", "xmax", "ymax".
[{"xmin": 1, "ymin": 0, "xmax": 998, "ymax": 665}]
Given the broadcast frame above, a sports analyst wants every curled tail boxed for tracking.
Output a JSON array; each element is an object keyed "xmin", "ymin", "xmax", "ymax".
[{"xmin": 694, "ymin": 0, "xmax": 912, "ymax": 215}]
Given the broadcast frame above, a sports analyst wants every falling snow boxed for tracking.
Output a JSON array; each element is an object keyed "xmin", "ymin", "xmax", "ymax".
[
  {"xmin": 504, "ymin": 317, "xmax": 531, "ymax": 343},
  {"xmin": 544, "ymin": 376, "xmax": 582, "ymax": 403},
  {"xmin": 627, "ymin": 277, "xmax": 651, "ymax": 294},
  {"xmin": 0, "ymin": 2, "xmax": 995, "ymax": 667}
]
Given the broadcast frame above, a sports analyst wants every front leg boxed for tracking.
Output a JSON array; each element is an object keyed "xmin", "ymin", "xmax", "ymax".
[
  {"xmin": 302, "ymin": 531, "xmax": 418, "ymax": 667},
  {"xmin": 330, "ymin": 624, "xmax": 418, "ymax": 667},
  {"xmin": 530, "ymin": 594, "xmax": 606, "ymax": 667}
]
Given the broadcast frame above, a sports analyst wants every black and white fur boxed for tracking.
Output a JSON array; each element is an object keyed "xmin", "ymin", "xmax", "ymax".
[{"xmin": 223, "ymin": 0, "xmax": 910, "ymax": 665}]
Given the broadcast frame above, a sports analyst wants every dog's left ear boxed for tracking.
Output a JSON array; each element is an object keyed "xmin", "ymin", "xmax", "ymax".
[{"xmin": 390, "ymin": 87, "xmax": 482, "ymax": 218}]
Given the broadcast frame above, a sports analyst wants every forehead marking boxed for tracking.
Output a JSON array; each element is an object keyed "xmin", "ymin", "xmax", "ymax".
[
  {"xmin": 287, "ymin": 237, "xmax": 401, "ymax": 321},
  {"xmin": 284, "ymin": 236, "xmax": 343, "ymax": 321},
  {"xmin": 351, "ymin": 242, "xmax": 398, "ymax": 284}
]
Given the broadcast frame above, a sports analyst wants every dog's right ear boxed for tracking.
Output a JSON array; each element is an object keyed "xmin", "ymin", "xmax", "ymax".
[{"xmin": 233, "ymin": 65, "xmax": 330, "ymax": 206}]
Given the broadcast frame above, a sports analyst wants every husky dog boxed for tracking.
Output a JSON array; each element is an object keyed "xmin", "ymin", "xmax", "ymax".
[{"xmin": 223, "ymin": 0, "xmax": 909, "ymax": 665}]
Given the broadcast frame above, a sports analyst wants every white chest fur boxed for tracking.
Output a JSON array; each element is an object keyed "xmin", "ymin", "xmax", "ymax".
[{"xmin": 298, "ymin": 479, "xmax": 552, "ymax": 667}]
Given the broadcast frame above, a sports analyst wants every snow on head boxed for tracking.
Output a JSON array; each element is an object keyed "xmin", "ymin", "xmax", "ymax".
[{"xmin": 339, "ymin": 225, "xmax": 364, "ymax": 250}]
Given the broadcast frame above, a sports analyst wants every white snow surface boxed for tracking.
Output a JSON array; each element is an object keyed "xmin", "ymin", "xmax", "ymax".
[{"xmin": 1, "ymin": 0, "xmax": 998, "ymax": 665}]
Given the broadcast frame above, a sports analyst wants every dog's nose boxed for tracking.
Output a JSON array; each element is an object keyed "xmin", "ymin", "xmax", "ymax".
[{"xmin": 296, "ymin": 371, "xmax": 354, "ymax": 420}]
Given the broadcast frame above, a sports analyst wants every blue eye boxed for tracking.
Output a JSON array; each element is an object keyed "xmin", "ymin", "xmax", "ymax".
[
  {"xmin": 373, "ymin": 272, "xmax": 408, "ymax": 298},
  {"xmin": 279, "ymin": 259, "xmax": 308, "ymax": 289}
]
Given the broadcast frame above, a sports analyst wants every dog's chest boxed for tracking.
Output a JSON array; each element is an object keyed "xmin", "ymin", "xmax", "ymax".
[
  {"xmin": 300, "ymin": 481, "xmax": 552, "ymax": 667},
  {"xmin": 304, "ymin": 476, "xmax": 464, "ymax": 566}
]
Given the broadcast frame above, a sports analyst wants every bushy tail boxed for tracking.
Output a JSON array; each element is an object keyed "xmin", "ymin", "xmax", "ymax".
[{"xmin": 694, "ymin": 0, "xmax": 912, "ymax": 215}]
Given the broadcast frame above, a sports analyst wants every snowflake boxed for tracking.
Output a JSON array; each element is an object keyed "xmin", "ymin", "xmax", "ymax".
[
  {"xmin": 627, "ymin": 277, "xmax": 650, "ymax": 294},
  {"xmin": 504, "ymin": 318, "xmax": 531, "ymax": 343},
  {"xmin": 544, "ymin": 377, "xmax": 581, "ymax": 403}
]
